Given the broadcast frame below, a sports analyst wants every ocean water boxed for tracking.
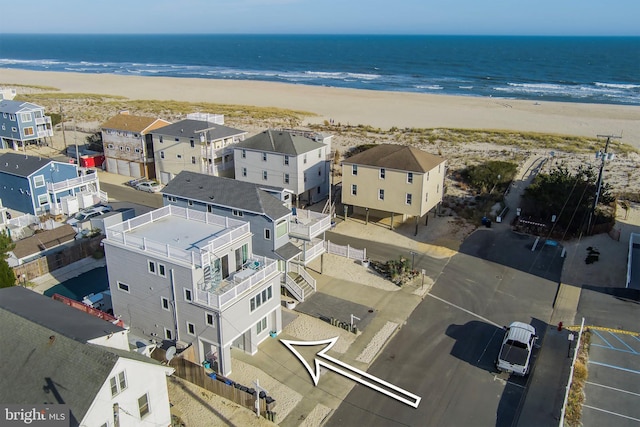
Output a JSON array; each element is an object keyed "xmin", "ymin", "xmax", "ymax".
[{"xmin": 1, "ymin": 34, "xmax": 639, "ymax": 105}]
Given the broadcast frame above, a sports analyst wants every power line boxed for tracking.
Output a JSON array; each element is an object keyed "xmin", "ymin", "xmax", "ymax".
[{"xmin": 586, "ymin": 134, "xmax": 621, "ymax": 234}]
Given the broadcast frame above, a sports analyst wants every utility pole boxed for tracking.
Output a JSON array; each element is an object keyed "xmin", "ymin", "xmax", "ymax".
[
  {"xmin": 586, "ymin": 134, "xmax": 621, "ymax": 234},
  {"xmin": 60, "ymin": 105, "xmax": 67, "ymax": 150}
]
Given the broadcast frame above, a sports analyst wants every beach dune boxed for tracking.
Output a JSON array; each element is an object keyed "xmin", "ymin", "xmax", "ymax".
[{"xmin": 2, "ymin": 69, "xmax": 639, "ymax": 144}]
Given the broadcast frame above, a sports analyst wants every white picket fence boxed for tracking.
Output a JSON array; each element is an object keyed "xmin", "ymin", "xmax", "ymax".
[{"xmin": 324, "ymin": 240, "xmax": 366, "ymax": 261}]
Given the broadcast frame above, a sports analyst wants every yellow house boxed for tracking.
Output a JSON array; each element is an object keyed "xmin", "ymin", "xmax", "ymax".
[{"xmin": 341, "ymin": 144, "xmax": 446, "ymax": 228}]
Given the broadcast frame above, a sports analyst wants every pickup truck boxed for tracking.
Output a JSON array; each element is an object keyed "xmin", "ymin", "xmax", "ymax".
[{"xmin": 496, "ymin": 322, "xmax": 537, "ymax": 376}]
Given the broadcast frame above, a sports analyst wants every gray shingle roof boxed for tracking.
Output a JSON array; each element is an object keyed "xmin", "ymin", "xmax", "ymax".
[
  {"xmin": 0, "ymin": 286, "xmax": 124, "ymax": 342},
  {"xmin": 0, "ymin": 152, "xmax": 53, "ymax": 178},
  {"xmin": 161, "ymin": 171, "xmax": 291, "ymax": 220},
  {"xmin": 0, "ymin": 99, "xmax": 42, "ymax": 114},
  {"xmin": 0, "ymin": 309, "xmax": 119, "ymax": 424},
  {"xmin": 342, "ymin": 144, "xmax": 446, "ymax": 173},
  {"xmin": 235, "ymin": 129, "xmax": 325, "ymax": 155},
  {"xmin": 152, "ymin": 119, "xmax": 246, "ymax": 140}
]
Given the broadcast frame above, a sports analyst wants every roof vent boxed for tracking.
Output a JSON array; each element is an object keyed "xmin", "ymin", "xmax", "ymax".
[
  {"xmin": 209, "ymin": 196, "xmax": 214, "ymax": 200},
  {"xmin": 199, "ymin": 186, "xmax": 203, "ymax": 189},
  {"xmin": 48, "ymin": 335, "xmax": 56, "ymax": 345},
  {"xmin": 186, "ymin": 178, "xmax": 190, "ymax": 182}
]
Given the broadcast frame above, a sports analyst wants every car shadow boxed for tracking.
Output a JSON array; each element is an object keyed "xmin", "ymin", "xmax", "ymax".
[{"xmin": 445, "ymin": 320, "xmax": 504, "ymax": 373}]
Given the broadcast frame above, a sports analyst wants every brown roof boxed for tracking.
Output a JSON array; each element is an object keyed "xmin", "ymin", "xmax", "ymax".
[
  {"xmin": 12, "ymin": 225, "xmax": 77, "ymax": 259},
  {"xmin": 101, "ymin": 113, "xmax": 170, "ymax": 133},
  {"xmin": 343, "ymin": 144, "xmax": 445, "ymax": 173}
]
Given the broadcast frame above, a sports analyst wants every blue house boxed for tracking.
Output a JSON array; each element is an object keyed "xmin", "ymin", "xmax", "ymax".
[
  {"xmin": 0, "ymin": 153, "xmax": 103, "ymax": 215},
  {"xmin": 0, "ymin": 100, "xmax": 53, "ymax": 150}
]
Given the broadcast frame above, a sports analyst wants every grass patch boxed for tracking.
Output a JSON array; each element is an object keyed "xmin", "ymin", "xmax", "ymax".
[
  {"xmin": 564, "ymin": 329, "xmax": 591, "ymax": 427},
  {"xmin": 0, "ymin": 83, "xmax": 60, "ymax": 91}
]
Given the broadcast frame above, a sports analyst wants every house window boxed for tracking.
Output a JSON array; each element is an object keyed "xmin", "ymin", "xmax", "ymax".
[
  {"xmin": 167, "ymin": 196, "xmax": 176, "ymax": 202},
  {"xmin": 437, "ymin": 184, "xmax": 440, "ymax": 193},
  {"xmin": 232, "ymin": 209, "xmax": 243, "ymax": 217},
  {"xmin": 425, "ymin": 192, "xmax": 429, "ymax": 202},
  {"xmin": 184, "ymin": 288, "xmax": 192, "ymax": 301},
  {"xmin": 407, "ymin": 172, "xmax": 413, "ymax": 183},
  {"xmin": 148, "ymin": 260, "xmax": 156, "ymax": 274},
  {"xmin": 304, "ymin": 173, "xmax": 307, "ymax": 183},
  {"xmin": 276, "ymin": 220, "xmax": 288, "ymax": 238},
  {"xmin": 263, "ymin": 171, "xmax": 267, "ymax": 180},
  {"xmin": 352, "ymin": 164, "xmax": 358, "ymax": 175},
  {"xmin": 242, "ymin": 167, "xmax": 247, "ymax": 177},
  {"xmin": 439, "ymin": 164, "xmax": 442, "ymax": 173},
  {"xmin": 284, "ymin": 155, "xmax": 289, "ymax": 165},
  {"xmin": 406, "ymin": 193, "xmax": 412, "ymax": 205},
  {"xmin": 379, "ymin": 168, "xmax": 385, "ymax": 179},
  {"xmin": 318, "ymin": 167, "xmax": 322, "ymax": 176},
  {"xmin": 188, "ymin": 200, "xmax": 194, "ymax": 206},
  {"xmin": 175, "ymin": 138, "xmax": 179, "ymax": 142},
  {"xmin": 351, "ymin": 184, "xmax": 357, "ymax": 196},
  {"xmin": 135, "ymin": 148, "xmax": 141, "ymax": 154},
  {"xmin": 318, "ymin": 148, "xmax": 322, "ymax": 158},
  {"xmin": 303, "ymin": 154, "xmax": 307, "ymax": 164},
  {"xmin": 159, "ymin": 136, "xmax": 163, "ymax": 143},
  {"xmin": 191, "ymin": 156, "xmax": 196, "ymax": 164},
  {"xmin": 284, "ymin": 173, "xmax": 289, "ymax": 184},
  {"xmin": 110, "ymin": 371, "xmax": 127, "ymax": 396},
  {"xmin": 164, "ymin": 328, "xmax": 173, "ymax": 340},
  {"xmin": 138, "ymin": 393, "xmax": 150, "ymax": 418},
  {"xmin": 262, "ymin": 152, "xmax": 267, "ymax": 161},
  {"xmin": 126, "ymin": 147, "xmax": 131, "ymax": 152},
  {"xmin": 206, "ymin": 312, "xmax": 215, "ymax": 326},
  {"xmin": 117, "ymin": 282, "xmax": 130, "ymax": 293},
  {"xmin": 160, "ymin": 151, "xmax": 165, "ymax": 159},
  {"xmin": 161, "ymin": 297, "xmax": 169, "ymax": 311},
  {"xmin": 11, "ymin": 127, "xmax": 17, "ymax": 132},
  {"xmin": 119, "ymin": 146, "xmax": 124, "ymax": 151},
  {"xmin": 379, "ymin": 189, "xmax": 384, "ymax": 200},
  {"xmin": 24, "ymin": 127, "xmax": 34, "ymax": 136},
  {"xmin": 158, "ymin": 264, "xmax": 166, "ymax": 277},
  {"xmin": 250, "ymin": 286, "xmax": 273, "ymax": 312},
  {"xmin": 20, "ymin": 112, "xmax": 32, "ymax": 122},
  {"xmin": 241, "ymin": 149, "xmax": 246, "ymax": 158},
  {"xmin": 427, "ymin": 171, "xmax": 430, "ymax": 180},
  {"xmin": 33, "ymin": 175, "xmax": 45, "ymax": 188},
  {"xmin": 190, "ymin": 139, "xmax": 195, "ymax": 148},
  {"xmin": 177, "ymin": 154, "xmax": 182, "ymax": 159},
  {"xmin": 186, "ymin": 322, "xmax": 196, "ymax": 336},
  {"xmin": 264, "ymin": 228, "xmax": 271, "ymax": 240},
  {"xmin": 256, "ymin": 316, "xmax": 268, "ymax": 334},
  {"xmin": 108, "ymin": 144, "xmax": 115, "ymax": 150},
  {"xmin": 37, "ymin": 194, "xmax": 48, "ymax": 206}
]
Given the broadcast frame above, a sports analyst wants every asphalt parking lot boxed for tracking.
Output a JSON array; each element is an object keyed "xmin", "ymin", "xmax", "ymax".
[{"xmin": 582, "ymin": 329, "xmax": 640, "ymax": 426}]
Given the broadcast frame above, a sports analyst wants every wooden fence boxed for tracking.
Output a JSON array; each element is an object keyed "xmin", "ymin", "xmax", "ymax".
[
  {"xmin": 12, "ymin": 235, "xmax": 104, "ymax": 283},
  {"xmin": 152, "ymin": 347, "xmax": 277, "ymax": 422}
]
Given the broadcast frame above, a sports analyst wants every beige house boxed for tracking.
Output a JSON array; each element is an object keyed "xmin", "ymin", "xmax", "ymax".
[
  {"xmin": 341, "ymin": 144, "xmax": 446, "ymax": 229},
  {"xmin": 101, "ymin": 112, "xmax": 171, "ymax": 178}
]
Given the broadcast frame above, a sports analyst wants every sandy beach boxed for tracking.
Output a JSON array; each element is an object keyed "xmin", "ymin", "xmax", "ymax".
[{"xmin": 2, "ymin": 68, "xmax": 639, "ymax": 143}]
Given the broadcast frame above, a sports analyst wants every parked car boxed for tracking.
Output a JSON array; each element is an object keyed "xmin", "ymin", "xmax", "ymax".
[
  {"xmin": 136, "ymin": 180, "xmax": 162, "ymax": 193},
  {"xmin": 496, "ymin": 321, "xmax": 537, "ymax": 376},
  {"xmin": 66, "ymin": 205, "xmax": 113, "ymax": 227}
]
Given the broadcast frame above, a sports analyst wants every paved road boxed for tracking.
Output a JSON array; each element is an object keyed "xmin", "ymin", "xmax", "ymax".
[
  {"xmin": 101, "ymin": 181, "xmax": 163, "ymax": 209},
  {"xmin": 328, "ymin": 228, "xmax": 563, "ymax": 427}
]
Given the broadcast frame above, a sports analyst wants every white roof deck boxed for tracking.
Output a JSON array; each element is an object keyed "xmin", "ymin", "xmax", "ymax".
[{"xmin": 106, "ymin": 205, "xmax": 251, "ymax": 266}]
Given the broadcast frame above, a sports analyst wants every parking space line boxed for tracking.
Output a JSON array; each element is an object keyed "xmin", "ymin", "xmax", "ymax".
[
  {"xmin": 427, "ymin": 293, "xmax": 501, "ymax": 328},
  {"xmin": 633, "ymin": 335, "xmax": 640, "ymax": 343},
  {"xmin": 592, "ymin": 329, "xmax": 615, "ymax": 348},
  {"xmin": 583, "ymin": 404, "xmax": 640, "ymax": 423},
  {"xmin": 591, "ymin": 343, "xmax": 639, "ymax": 355},
  {"xmin": 610, "ymin": 332, "xmax": 638, "ymax": 354},
  {"xmin": 589, "ymin": 361, "xmax": 640, "ymax": 375},
  {"xmin": 586, "ymin": 381, "xmax": 640, "ymax": 398}
]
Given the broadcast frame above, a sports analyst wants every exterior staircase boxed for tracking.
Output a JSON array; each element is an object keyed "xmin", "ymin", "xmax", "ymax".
[{"xmin": 283, "ymin": 265, "xmax": 316, "ymax": 302}]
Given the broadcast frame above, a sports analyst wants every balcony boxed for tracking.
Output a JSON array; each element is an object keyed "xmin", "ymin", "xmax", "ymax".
[
  {"xmin": 194, "ymin": 256, "xmax": 279, "ymax": 310},
  {"xmin": 105, "ymin": 205, "xmax": 251, "ymax": 267},
  {"xmin": 289, "ymin": 209, "xmax": 332, "ymax": 240},
  {"xmin": 47, "ymin": 173, "xmax": 99, "ymax": 193}
]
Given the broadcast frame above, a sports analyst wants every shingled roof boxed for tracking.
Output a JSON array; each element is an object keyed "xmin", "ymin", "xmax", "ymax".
[
  {"xmin": 342, "ymin": 144, "xmax": 445, "ymax": 173},
  {"xmin": 152, "ymin": 119, "xmax": 246, "ymax": 140},
  {"xmin": 0, "ymin": 287, "xmax": 143, "ymax": 424},
  {"xmin": 101, "ymin": 113, "xmax": 169, "ymax": 133},
  {"xmin": 12, "ymin": 224, "xmax": 77, "ymax": 260},
  {"xmin": 0, "ymin": 152, "xmax": 54, "ymax": 178},
  {"xmin": 235, "ymin": 129, "xmax": 325, "ymax": 155},
  {"xmin": 162, "ymin": 171, "xmax": 291, "ymax": 220}
]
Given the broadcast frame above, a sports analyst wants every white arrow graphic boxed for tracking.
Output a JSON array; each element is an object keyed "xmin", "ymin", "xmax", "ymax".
[{"xmin": 281, "ymin": 336, "xmax": 421, "ymax": 408}]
